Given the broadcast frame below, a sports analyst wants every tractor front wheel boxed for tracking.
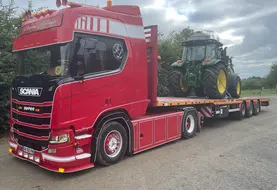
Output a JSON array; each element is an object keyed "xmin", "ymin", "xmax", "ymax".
[
  {"xmin": 203, "ymin": 63, "xmax": 227, "ymax": 99},
  {"xmin": 227, "ymin": 74, "xmax": 241, "ymax": 98},
  {"xmin": 168, "ymin": 70, "xmax": 191, "ymax": 97}
]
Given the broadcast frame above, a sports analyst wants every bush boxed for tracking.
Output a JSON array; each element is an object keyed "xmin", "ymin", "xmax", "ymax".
[{"xmin": 0, "ymin": 83, "xmax": 9, "ymax": 133}]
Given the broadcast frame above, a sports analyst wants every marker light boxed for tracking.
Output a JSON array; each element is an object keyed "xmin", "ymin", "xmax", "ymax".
[
  {"xmin": 56, "ymin": 0, "xmax": 61, "ymax": 7},
  {"xmin": 67, "ymin": 2, "xmax": 82, "ymax": 7},
  {"xmin": 9, "ymin": 148, "xmax": 13, "ymax": 153},
  {"xmin": 29, "ymin": 154, "xmax": 34, "ymax": 160},
  {"xmin": 62, "ymin": 0, "xmax": 68, "ymax": 6},
  {"xmin": 18, "ymin": 150, "xmax": 23, "ymax": 156},
  {"xmin": 107, "ymin": 0, "xmax": 112, "ymax": 7},
  {"xmin": 24, "ymin": 152, "xmax": 28, "ymax": 158},
  {"xmin": 34, "ymin": 156, "xmax": 40, "ymax": 163},
  {"xmin": 58, "ymin": 168, "xmax": 65, "ymax": 173}
]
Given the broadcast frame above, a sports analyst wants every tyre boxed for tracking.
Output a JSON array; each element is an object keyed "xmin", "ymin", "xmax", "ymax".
[
  {"xmin": 231, "ymin": 102, "xmax": 246, "ymax": 120},
  {"xmin": 203, "ymin": 63, "xmax": 227, "ymax": 99},
  {"xmin": 182, "ymin": 110, "xmax": 197, "ymax": 139},
  {"xmin": 96, "ymin": 121, "xmax": 128, "ymax": 166},
  {"xmin": 253, "ymin": 101, "xmax": 261, "ymax": 116},
  {"xmin": 168, "ymin": 70, "xmax": 191, "ymax": 97},
  {"xmin": 227, "ymin": 74, "xmax": 241, "ymax": 98},
  {"xmin": 245, "ymin": 101, "xmax": 254, "ymax": 118}
]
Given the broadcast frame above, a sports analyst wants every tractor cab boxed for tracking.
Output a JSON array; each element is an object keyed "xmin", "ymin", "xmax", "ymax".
[
  {"xmin": 168, "ymin": 30, "xmax": 241, "ymax": 99},
  {"xmin": 181, "ymin": 31, "xmax": 223, "ymax": 63}
]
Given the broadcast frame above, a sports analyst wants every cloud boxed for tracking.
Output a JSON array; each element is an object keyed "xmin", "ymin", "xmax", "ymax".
[{"xmin": 6, "ymin": 0, "xmax": 277, "ymax": 78}]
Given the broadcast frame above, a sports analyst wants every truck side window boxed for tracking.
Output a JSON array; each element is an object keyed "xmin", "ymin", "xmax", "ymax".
[{"xmin": 73, "ymin": 33, "xmax": 127, "ymax": 77}]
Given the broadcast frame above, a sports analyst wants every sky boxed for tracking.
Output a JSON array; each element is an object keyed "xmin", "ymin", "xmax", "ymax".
[{"xmin": 5, "ymin": 0, "xmax": 277, "ymax": 78}]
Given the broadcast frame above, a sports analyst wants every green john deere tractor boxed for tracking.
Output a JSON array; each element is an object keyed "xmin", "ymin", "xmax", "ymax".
[{"xmin": 168, "ymin": 30, "xmax": 241, "ymax": 99}]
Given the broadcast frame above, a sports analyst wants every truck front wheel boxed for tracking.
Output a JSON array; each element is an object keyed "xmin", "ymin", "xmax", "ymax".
[{"xmin": 96, "ymin": 121, "xmax": 128, "ymax": 166}]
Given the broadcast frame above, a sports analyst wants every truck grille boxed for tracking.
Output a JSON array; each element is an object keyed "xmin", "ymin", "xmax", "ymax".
[
  {"xmin": 12, "ymin": 100, "xmax": 52, "ymax": 151},
  {"xmin": 12, "ymin": 113, "xmax": 50, "ymax": 125},
  {"xmin": 14, "ymin": 133, "xmax": 49, "ymax": 151}
]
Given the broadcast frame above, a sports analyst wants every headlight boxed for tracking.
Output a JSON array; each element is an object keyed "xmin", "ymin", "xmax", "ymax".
[{"xmin": 49, "ymin": 134, "xmax": 70, "ymax": 144}]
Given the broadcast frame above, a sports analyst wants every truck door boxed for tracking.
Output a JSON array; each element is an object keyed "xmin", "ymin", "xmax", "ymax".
[{"xmin": 70, "ymin": 33, "xmax": 133, "ymax": 131}]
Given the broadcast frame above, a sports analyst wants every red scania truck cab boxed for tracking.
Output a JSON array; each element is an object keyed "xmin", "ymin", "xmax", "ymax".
[{"xmin": 8, "ymin": 0, "xmax": 269, "ymax": 173}]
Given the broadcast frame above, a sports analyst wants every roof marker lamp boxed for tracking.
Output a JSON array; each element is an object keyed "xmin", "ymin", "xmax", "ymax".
[
  {"xmin": 56, "ymin": 0, "xmax": 61, "ymax": 7},
  {"xmin": 62, "ymin": 0, "xmax": 68, "ymax": 6},
  {"xmin": 107, "ymin": 0, "xmax": 112, "ymax": 7}
]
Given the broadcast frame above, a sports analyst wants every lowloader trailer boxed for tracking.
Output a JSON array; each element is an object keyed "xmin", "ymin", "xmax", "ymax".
[{"xmin": 8, "ymin": 0, "xmax": 269, "ymax": 173}]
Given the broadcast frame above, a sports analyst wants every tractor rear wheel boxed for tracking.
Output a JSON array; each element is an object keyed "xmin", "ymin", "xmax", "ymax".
[
  {"xmin": 168, "ymin": 70, "xmax": 191, "ymax": 97},
  {"xmin": 228, "ymin": 74, "xmax": 241, "ymax": 98},
  {"xmin": 203, "ymin": 63, "xmax": 227, "ymax": 99}
]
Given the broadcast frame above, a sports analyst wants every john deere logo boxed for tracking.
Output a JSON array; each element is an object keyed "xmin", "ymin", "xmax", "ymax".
[{"xmin": 18, "ymin": 87, "xmax": 43, "ymax": 97}]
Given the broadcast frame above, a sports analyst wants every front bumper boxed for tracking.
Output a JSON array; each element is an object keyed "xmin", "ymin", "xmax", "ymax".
[{"xmin": 8, "ymin": 140, "xmax": 94, "ymax": 173}]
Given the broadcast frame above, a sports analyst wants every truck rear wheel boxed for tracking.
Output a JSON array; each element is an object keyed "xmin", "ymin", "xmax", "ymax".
[
  {"xmin": 203, "ymin": 63, "xmax": 227, "ymax": 99},
  {"xmin": 253, "ymin": 101, "xmax": 261, "ymax": 116},
  {"xmin": 231, "ymin": 102, "xmax": 246, "ymax": 120},
  {"xmin": 245, "ymin": 101, "xmax": 254, "ymax": 118},
  {"xmin": 227, "ymin": 74, "xmax": 241, "ymax": 98},
  {"xmin": 168, "ymin": 70, "xmax": 191, "ymax": 97},
  {"xmin": 182, "ymin": 110, "xmax": 197, "ymax": 139},
  {"xmin": 96, "ymin": 121, "xmax": 128, "ymax": 166}
]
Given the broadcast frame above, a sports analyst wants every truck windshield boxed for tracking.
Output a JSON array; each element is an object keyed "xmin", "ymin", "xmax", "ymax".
[
  {"xmin": 15, "ymin": 43, "xmax": 71, "ymax": 77},
  {"xmin": 183, "ymin": 45, "xmax": 205, "ymax": 61}
]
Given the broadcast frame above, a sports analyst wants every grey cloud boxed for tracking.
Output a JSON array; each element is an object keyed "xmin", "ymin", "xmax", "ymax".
[{"xmin": 8, "ymin": 0, "xmax": 277, "ymax": 77}]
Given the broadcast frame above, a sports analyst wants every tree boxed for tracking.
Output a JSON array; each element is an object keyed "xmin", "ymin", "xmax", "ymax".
[
  {"xmin": 0, "ymin": 0, "xmax": 21, "ymax": 133},
  {"xmin": 157, "ymin": 27, "xmax": 194, "ymax": 96},
  {"xmin": 266, "ymin": 63, "xmax": 277, "ymax": 88}
]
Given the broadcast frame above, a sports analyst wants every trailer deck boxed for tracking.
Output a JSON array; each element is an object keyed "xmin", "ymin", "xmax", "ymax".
[{"xmin": 155, "ymin": 97, "xmax": 270, "ymax": 107}]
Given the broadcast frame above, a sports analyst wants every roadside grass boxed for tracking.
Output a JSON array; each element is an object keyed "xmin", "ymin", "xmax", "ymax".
[{"xmin": 241, "ymin": 89, "xmax": 277, "ymax": 97}]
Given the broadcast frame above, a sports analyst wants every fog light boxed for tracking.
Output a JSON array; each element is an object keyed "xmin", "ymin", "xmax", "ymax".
[
  {"xmin": 18, "ymin": 150, "xmax": 23, "ymax": 156},
  {"xmin": 29, "ymin": 154, "xmax": 34, "ymax": 160},
  {"xmin": 24, "ymin": 152, "xmax": 28, "ymax": 158},
  {"xmin": 48, "ymin": 149, "xmax": 56, "ymax": 154},
  {"xmin": 58, "ymin": 168, "xmax": 65, "ymax": 173},
  {"xmin": 9, "ymin": 148, "xmax": 13, "ymax": 153},
  {"xmin": 34, "ymin": 156, "xmax": 40, "ymax": 163}
]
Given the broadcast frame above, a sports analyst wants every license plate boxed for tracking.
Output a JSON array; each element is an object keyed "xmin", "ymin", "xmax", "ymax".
[{"xmin": 22, "ymin": 146, "xmax": 35, "ymax": 154}]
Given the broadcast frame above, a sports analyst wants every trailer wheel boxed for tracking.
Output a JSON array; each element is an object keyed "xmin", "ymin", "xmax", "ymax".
[
  {"xmin": 253, "ymin": 101, "xmax": 261, "ymax": 116},
  {"xmin": 96, "ymin": 121, "xmax": 128, "ymax": 166},
  {"xmin": 182, "ymin": 111, "xmax": 197, "ymax": 139},
  {"xmin": 231, "ymin": 102, "xmax": 246, "ymax": 120},
  {"xmin": 245, "ymin": 101, "xmax": 254, "ymax": 118}
]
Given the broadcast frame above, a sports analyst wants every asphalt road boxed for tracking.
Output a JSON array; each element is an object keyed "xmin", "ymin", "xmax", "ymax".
[{"xmin": 1, "ymin": 97, "xmax": 277, "ymax": 190}]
